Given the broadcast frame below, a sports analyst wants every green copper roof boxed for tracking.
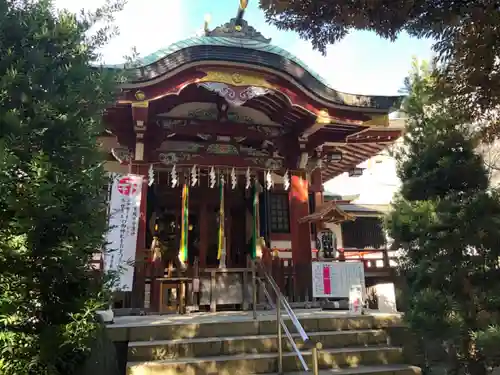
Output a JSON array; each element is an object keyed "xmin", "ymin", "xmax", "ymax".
[
  {"xmin": 105, "ymin": 18, "xmax": 402, "ymax": 110},
  {"xmin": 107, "ymin": 35, "xmax": 332, "ymax": 88}
]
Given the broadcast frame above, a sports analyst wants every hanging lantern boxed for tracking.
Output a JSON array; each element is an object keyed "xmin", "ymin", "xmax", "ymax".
[
  {"xmin": 316, "ymin": 229, "xmax": 336, "ymax": 259},
  {"xmin": 325, "ymin": 152, "xmax": 342, "ymax": 163},
  {"xmin": 348, "ymin": 168, "xmax": 364, "ymax": 177},
  {"xmin": 283, "ymin": 170, "xmax": 290, "ymax": 191}
]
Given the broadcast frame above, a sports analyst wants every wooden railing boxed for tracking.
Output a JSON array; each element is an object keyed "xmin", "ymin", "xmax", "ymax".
[
  {"xmin": 91, "ymin": 247, "xmax": 398, "ymax": 310},
  {"xmin": 339, "ymin": 248, "xmax": 398, "ymax": 270},
  {"xmin": 91, "ymin": 248, "xmax": 397, "ymax": 275}
]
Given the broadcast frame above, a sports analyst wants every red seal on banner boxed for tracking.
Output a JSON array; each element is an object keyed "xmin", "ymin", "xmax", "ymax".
[{"xmin": 117, "ymin": 176, "xmax": 139, "ymax": 196}]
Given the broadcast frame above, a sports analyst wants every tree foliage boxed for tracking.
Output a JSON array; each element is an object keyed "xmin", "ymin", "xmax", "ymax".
[
  {"xmin": 386, "ymin": 60, "xmax": 500, "ymax": 375},
  {"xmin": 0, "ymin": 0, "xmax": 124, "ymax": 374},
  {"xmin": 259, "ymin": 0, "xmax": 500, "ymax": 139}
]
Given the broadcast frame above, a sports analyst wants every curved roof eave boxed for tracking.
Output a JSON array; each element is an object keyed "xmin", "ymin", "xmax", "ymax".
[{"xmin": 103, "ymin": 36, "xmax": 403, "ymax": 111}]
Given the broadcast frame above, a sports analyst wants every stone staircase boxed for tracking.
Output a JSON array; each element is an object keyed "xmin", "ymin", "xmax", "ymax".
[{"xmin": 115, "ymin": 312, "xmax": 420, "ymax": 375}]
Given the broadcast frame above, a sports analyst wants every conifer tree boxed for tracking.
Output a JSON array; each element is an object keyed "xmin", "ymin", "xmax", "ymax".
[
  {"xmin": 386, "ymin": 60, "xmax": 500, "ymax": 375},
  {"xmin": 0, "ymin": 0, "xmax": 124, "ymax": 374}
]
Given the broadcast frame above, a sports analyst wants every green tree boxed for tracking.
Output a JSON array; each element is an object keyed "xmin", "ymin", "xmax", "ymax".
[
  {"xmin": 0, "ymin": 0, "xmax": 124, "ymax": 374},
  {"xmin": 385, "ymin": 60, "xmax": 500, "ymax": 375},
  {"xmin": 259, "ymin": 0, "xmax": 500, "ymax": 140}
]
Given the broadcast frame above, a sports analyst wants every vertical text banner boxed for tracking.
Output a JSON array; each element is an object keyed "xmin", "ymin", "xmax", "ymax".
[{"xmin": 105, "ymin": 174, "xmax": 143, "ymax": 291}]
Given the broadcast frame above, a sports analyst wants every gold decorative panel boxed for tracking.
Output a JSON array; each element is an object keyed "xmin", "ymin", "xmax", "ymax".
[
  {"xmin": 131, "ymin": 101, "xmax": 149, "ymax": 108},
  {"xmin": 363, "ymin": 114, "xmax": 389, "ymax": 127},
  {"xmin": 197, "ymin": 69, "xmax": 275, "ymax": 90}
]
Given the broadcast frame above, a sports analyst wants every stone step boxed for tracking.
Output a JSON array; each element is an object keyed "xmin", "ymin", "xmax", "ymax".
[
  {"xmin": 114, "ymin": 314, "xmax": 402, "ymax": 342},
  {"xmin": 126, "ymin": 346, "xmax": 404, "ymax": 375},
  {"xmin": 265, "ymin": 364, "xmax": 421, "ymax": 375},
  {"xmin": 128, "ymin": 329, "xmax": 388, "ymax": 361}
]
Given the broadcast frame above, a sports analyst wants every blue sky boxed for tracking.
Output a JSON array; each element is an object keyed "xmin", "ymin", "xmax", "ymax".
[{"xmin": 55, "ymin": 0, "xmax": 434, "ymax": 96}]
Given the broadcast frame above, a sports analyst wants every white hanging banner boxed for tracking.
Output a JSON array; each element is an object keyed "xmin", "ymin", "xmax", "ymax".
[{"xmin": 104, "ymin": 173, "xmax": 143, "ymax": 291}]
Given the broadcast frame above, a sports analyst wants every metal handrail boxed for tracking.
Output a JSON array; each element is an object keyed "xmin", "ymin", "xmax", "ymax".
[
  {"xmin": 260, "ymin": 265, "xmax": 308, "ymax": 341},
  {"xmin": 252, "ymin": 259, "xmax": 310, "ymax": 373}
]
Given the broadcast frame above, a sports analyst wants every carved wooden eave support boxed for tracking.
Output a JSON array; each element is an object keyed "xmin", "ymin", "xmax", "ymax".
[
  {"xmin": 215, "ymin": 96, "xmax": 229, "ymax": 121},
  {"xmin": 301, "ymin": 108, "xmax": 331, "ymax": 139},
  {"xmin": 111, "ymin": 147, "xmax": 132, "ymax": 165},
  {"xmin": 298, "ymin": 141, "xmax": 309, "ymax": 170},
  {"xmin": 312, "ymin": 145, "xmax": 323, "ymax": 171}
]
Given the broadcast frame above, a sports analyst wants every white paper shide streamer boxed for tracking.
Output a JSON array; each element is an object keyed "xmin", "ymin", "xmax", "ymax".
[
  {"xmin": 245, "ymin": 168, "xmax": 251, "ymax": 190},
  {"xmin": 283, "ymin": 170, "xmax": 290, "ymax": 191},
  {"xmin": 231, "ymin": 168, "xmax": 237, "ymax": 190},
  {"xmin": 148, "ymin": 164, "xmax": 154, "ymax": 187},
  {"xmin": 191, "ymin": 165, "xmax": 198, "ymax": 187},
  {"xmin": 171, "ymin": 165, "xmax": 178, "ymax": 187},
  {"xmin": 209, "ymin": 166, "xmax": 216, "ymax": 188},
  {"xmin": 265, "ymin": 170, "xmax": 273, "ymax": 190}
]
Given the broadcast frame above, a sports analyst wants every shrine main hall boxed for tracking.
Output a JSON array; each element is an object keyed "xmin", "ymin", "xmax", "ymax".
[{"xmin": 99, "ymin": 13, "xmax": 403, "ymax": 310}]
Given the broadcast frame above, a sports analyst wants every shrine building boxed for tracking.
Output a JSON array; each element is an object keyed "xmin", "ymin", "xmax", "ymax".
[{"xmin": 99, "ymin": 13, "xmax": 403, "ymax": 311}]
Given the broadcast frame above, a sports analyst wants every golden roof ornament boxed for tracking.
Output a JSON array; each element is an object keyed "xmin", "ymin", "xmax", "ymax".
[
  {"xmin": 316, "ymin": 109, "xmax": 331, "ymax": 125},
  {"xmin": 235, "ymin": 0, "xmax": 249, "ymax": 30},
  {"xmin": 203, "ymin": 14, "xmax": 211, "ymax": 33},
  {"xmin": 204, "ymin": 0, "xmax": 272, "ymax": 43},
  {"xmin": 134, "ymin": 90, "xmax": 146, "ymax": 101}
]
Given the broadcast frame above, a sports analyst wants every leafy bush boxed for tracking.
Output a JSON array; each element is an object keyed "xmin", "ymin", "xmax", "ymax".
[{"xmin": 0, "ymin": 0, "xmax": 124, "ymax": 374}]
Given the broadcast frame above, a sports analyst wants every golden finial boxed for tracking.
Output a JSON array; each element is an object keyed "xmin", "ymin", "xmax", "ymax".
[
  {"xmin": 235, "ymin": 0, "xmax": 249, "ymax": 30},
  {"xmin": 204, "ymin": 13, "xmax": 211, "ymax": 34}
]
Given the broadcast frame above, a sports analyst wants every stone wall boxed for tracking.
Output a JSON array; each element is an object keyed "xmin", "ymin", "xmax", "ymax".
[{"xmin": 78, "ymin": 321, "xmax": 122, "ymax": 375}]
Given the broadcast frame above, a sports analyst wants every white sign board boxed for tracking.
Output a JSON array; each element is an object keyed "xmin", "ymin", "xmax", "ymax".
[
  {"xmin": 349, "ymin": 284, "xmax": 363, "ymax": 314},
  {"xmin": 373, "ymin": 283, "xmax": 397, "ymax": 313},
  {"xmin": 104, "ymin": 173, "xmax": 143, "ymax": 291},
  {"xmin": 312, "ymin": 261, "xmax": 365, "ymax": 298}
]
